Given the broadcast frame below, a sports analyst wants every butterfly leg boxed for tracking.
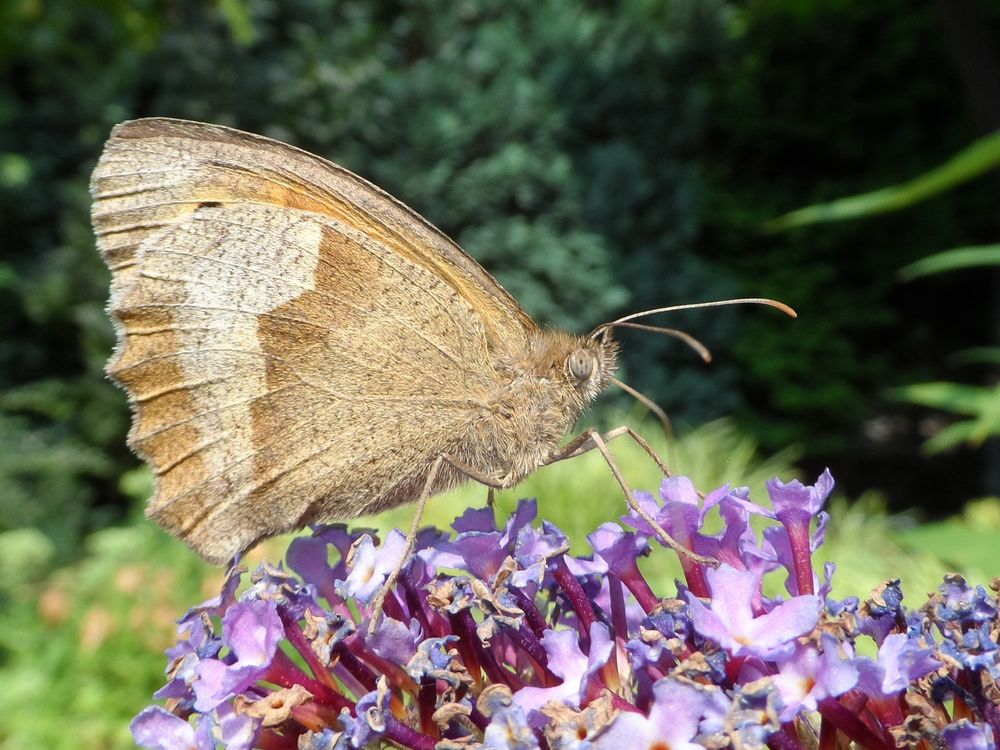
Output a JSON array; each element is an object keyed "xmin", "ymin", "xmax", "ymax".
[
  {"xmin": 552, "ymin": 426, "xmax": 673, "ymax": 477},
  {"xmin": 544, "ymin": 428, "xmax": 714, "ymax": 566},
  {"xmin": 367, "ymin": 455, "xmax": 446, "ymax": 635},
  {"xmin": 367, "ymin": 455, "xmax": 508, "ymax": 635}
]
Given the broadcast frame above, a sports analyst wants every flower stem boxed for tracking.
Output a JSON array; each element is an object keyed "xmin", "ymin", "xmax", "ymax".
[
  {"xmin": 511, "ymin": 586, "xmax": 548, "ymax": 637},
  {"xmin": 782, "ymin": 518, "xmax": 815, "ymax": 596},
  {"xmin": 448, "ymin": 612, "xmax": 484, "ymax": 689},
  {"xmin": 679, "ymin": 557, "xmax": 710, "ymax": 599},
  {"xmin": 771, "ymin": 725, "xmax": 805, "ymax": 750},
  {"xmin": 506, "ymin": 624, "xmax": 550, "ymax": 672},
  {"xmin": 400, "ymin": 573, "xmax": 433, "ymax": 636},
  {"xmin": 384, "ymin": 713, "xmax": 437, "ymax": 750},
  {"xmin": 618, "ymin": 567, "xmax": 659, "ymax": 614},
  {"xmin": 335, "ymin": 639, "xmax": 378, "ymax": 692},
  {"xmin": 607, "ymin": 692, "xmax": 643, "ymax": 714},
  {"xmin": 258, "ymin": 728, "xmax": 298, "ymax": 750},
  {"xmin": 379, "ymin": 588, "xmax": 408, "ymax": 623},
  {"xmin": 418, "ymin": 678, "xmax": 437, "ymax": 736},
  {"xmin": 278, "ymin": 606, "xmax": 337, "ymax": 690},
  {"xmin": 551, "ymin": 556, "xmax": 596, "ymax": 650},
  {"xmin": 266, "ymin": 648, "xmax": 353, "ymax": 713},
  {"xmin": 818, "ymin": 698, "xmax": 892, "ymax": 750},
  {"xmin": 818, "ymin": 714, "xmax": 837, "ymax": 750},
  {"xmin": 453, "ymin": 610, "xmax": 515, "ymax": 689}
]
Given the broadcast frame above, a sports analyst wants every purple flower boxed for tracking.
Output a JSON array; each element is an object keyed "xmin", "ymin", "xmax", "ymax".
[
  {"xmin": 214, "ymin": 703, "xmax": 259, "ymax": 750},
  {"xmin": 587, "ymin": 522, "xmax": 658, "ymax": 612},
  {"xmin": 935, "ymin": 576, "xmax": 999, "ymax": 626},
  {"xmin": 704, "ymin": 485, "xmax": 773, "ymax": 571},
  {"xmin": 132, "ymin": 469, "xmax": 1000, "ymax": 750},
  {"xmin": 941, "ymin": 720, "xmax": 996, "ymax": 750},
  {"xmin": 336, "ymin": 531, "xmax": 408, "ymax": 604},
  {"xmin": 625, "ymin": 477, "xmax": 717, "ymax": 557},
  {"xmin": 192, "ymin": 598, "xmax": 283, "ymax": 711},
  {"xmin": 767, "ymin": 469, "xmax": 834, "ymax": 522},
  {"xmin": 594, "ymin": 678, "xmax": 724, "ymax": 750},
  {"xmin": 131, "ymin": 707, "xmax": 214, "ymax": 750},
  {"xmin": 765, "ymin": 470, "xmax": 834, "ymax": 596},
  {"xmin": 481, "ymin": 685, "xmax": 540, "ymax": 750},
  {"xmin": 368, "ymin": 616, "xmax": 420, "ymax": 664},
  {"xmin": 423, "ymin": 500, "xmax": 544, "ymax": 585},
  {"xmin": 687, "ymin": 564, "xmax": 820, "ymax": 660},
  {"xmin": 514, "ymin": 623, "xmax": 613, "ymax": 718},
  {"xmin": 288, "ymin": 524, "xmax": 370, "ymax": 606},
  {"xmin": 770, "ymin": 637, "xmax": 859, "ymax": 721},
  {"xmin": 721, "ymin": 680, "xmax": 782, "ymax": 747},
  {"xmin": 855, "ymin": 633, "xmax": 942, "ymax": 698}
]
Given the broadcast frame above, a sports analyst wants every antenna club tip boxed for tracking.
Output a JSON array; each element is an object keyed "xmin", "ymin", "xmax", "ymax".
[{"xmin": 763, "ymin": 299, "xmax": 797, "ymax": 318}]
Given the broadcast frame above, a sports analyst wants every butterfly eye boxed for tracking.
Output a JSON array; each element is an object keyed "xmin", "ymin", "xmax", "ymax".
[{"xmin": 567, "ymin": 349, "xmax": 595, "ymax": 382}]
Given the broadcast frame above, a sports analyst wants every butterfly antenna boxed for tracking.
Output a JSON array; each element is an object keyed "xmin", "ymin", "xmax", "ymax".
[
  {"xmin": 589, "ymin": 297, "xmax": 796, "ymax": 339},
  {"xmin": 609, "ymin": 376, "xmax": 673, "ymax": 441},
  {"xmin": 606, "ymin": 321, "xmax": 713, "ymax": 363}
]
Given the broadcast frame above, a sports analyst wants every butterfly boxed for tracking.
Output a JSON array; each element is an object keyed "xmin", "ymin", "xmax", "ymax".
[{"xmin": 91, "ymin": 118, "xmax": 792, "ymax": 588}]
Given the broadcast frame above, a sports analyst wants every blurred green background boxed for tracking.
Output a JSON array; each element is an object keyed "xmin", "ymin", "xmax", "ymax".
[{"xmin": 2, "ymin": 0, "xmax": 1000, "ymax": 748}]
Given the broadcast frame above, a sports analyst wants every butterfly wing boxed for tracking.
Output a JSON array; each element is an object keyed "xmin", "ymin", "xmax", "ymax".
[
  {"xmin": 91, "ymin": 119, "xmax": 532, "ymax": 563},
  {"xmin": 94, "ymin": 118, "xmax": 537, "ymax": 346}
]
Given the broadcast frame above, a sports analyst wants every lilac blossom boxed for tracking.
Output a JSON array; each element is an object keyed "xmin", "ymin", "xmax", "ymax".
[
  {"xmin": 592, "ymin": 678, "xmax": 726, "ymax": 750},
  {"xmin": 686, "ymin": 564, "xmax": 820, "ymax": 660},
  {"xmin": 769, "ymin": 637, "xmax": 858, "ymax": 720},
  {"xmin": 131, "ymin": 707, "xmax": 215, "ymax": 750},
  {"xmin": 192, "ymin": 598, "xmax": 283, "ymax": 711},
  {"xmin": 132, "ymin": 471, "xmax": 1000, "ymax": 750}
]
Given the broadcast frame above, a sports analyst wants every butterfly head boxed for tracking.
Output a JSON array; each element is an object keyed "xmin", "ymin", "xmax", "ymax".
[{"xmin": 562, "ymin": 332, "xmax": 619, "ymax": 404}]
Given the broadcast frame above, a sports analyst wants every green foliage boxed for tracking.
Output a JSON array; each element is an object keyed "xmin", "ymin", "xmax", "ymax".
[
  {"xmin": 899, "ymin": 244, "xmax": 1000, "ymax": 280},
  {"xmin": 896, "ymin": 496, "xmax": 1000, "ymax": 578},
  {"xmin": 0, "ymin": 517, "xmax": 215, "ymax": 750},
  {"xmin": 818, "ymin": 492, "xmax": 960, "ymax": 606},
  {"xmin": 765, "ymin": 128, "xmax": 1000, "ymax": 231},
  {"xmin": 699, "ymin": 0, "xmax": 995, "ymax": 472},
  {"xmin": 763, "ymin": 106, "xmax": 1000, "ymax": 458},
  {"xmin": 891, "ymin": 381, "xmax": 1000, "ymax": 453}
]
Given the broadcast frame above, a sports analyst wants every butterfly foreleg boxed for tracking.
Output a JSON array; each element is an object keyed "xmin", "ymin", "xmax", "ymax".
[
  {"xmin": 546, "ymin": 425, "xmax": 672, "ymax": 476},
  {"xmin": 545, "ymin": 427, "xmax": 714, "ymax": 566},
  {"xmin": 366, "ymin": 453, "xmax": 508, "ymax": 635}
]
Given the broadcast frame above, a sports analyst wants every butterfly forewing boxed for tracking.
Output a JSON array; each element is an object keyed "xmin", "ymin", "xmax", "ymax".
[
  {"xmin": 91, "ymin": 119, "xmax": 535, "ymax": 562},
  {"xmin": 93, "ymin": 119, "xmax": 537, "ymax": 343}
]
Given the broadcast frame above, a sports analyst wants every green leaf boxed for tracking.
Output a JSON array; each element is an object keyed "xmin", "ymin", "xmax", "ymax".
[
  {"xmin": 0, "ymin": 152, "xmax": 31, "ymax": 188},
  {"xmin": 898, "ymin": 244, "xmax": 1000, "ymax": 281},
  {"xmin": 922, "ymin": 420, "xmax": 983, "ymax": 454},
  {"xmin": 216, "ymin": 0, "xmax": 257, "ymax": 46},
  {"xmin": 890, "ymin": 381, "xmax": 999, "ymax": 416},
  {"xmin": 898, "ymin": 516, "xmax": 1000, "ymax": 574},
  {"xmin": 892, "ymin": 381, "xmax": 1000, "ymax": 453},
  {"xmin": 764, "ymin": 128, "xmax": 1000, "ymax": 232},
  {"xmin": 952, "ymin": 347, "xmax": 1000, "ymax": 366}
]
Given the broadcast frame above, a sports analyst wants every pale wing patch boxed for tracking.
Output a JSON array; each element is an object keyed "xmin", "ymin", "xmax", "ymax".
[
  {"xmin": 111, "ymin": 208, "xmax": 322, "ymax": 536},
  {"xmin": 93, "ymin": 118, "xmax": 539, "ymax": 351}
]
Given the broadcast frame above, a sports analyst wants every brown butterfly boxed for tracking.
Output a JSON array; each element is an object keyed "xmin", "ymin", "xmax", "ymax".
[{"xmin": 91, "ymin": 118, "xmax": 792, "ymax": 584}]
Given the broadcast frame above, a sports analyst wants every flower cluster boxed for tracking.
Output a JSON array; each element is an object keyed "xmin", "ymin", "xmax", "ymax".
[{"xmin": 133, "ymin": 471, "xmax": 1000, "ymax": 750}]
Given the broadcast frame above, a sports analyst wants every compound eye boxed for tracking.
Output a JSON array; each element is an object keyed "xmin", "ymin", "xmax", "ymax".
[{"xmin": 567, "ymin": 349, "xmax": 595, "ymax": 381}]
